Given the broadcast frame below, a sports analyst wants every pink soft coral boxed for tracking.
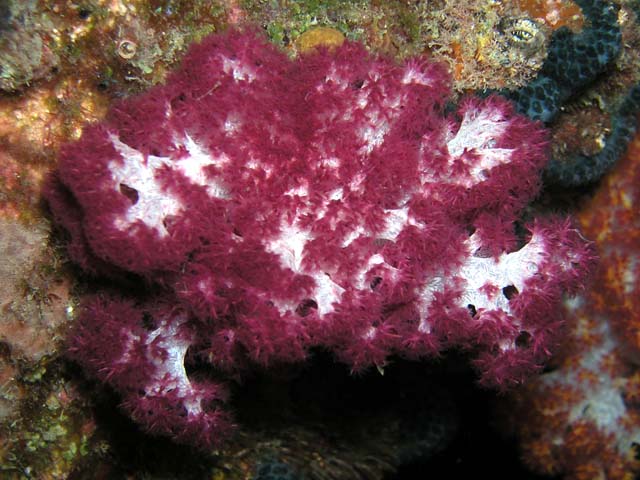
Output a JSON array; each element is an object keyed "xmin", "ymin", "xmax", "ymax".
[{"xmin": 46, "ymin": 29, "xmax": 594, "ymax": 447}]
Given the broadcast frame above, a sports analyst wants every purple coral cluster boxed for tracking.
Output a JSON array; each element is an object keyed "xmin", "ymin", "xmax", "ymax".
[{"xmin": 46, "ymin": 30, "xmax": 594, "ymax": 448}]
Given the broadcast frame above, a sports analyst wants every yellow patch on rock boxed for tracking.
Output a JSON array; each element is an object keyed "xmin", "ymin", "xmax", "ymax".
[{"xmin": 295, "ymin": 27, "xmax": 345, "ymax": 53}]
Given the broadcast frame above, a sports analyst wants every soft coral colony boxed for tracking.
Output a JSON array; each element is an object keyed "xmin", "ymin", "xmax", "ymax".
[{"xmin": 45, "ymin": 29, "xmax": 594, "ymax": 448}]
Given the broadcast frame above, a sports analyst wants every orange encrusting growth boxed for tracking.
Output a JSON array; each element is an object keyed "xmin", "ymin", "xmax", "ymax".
[
  {"xmin": 515, "ymin": 0, "xmax": 585, "ymax": 31},
  {"xmin": 450, "ymin": 41, "xmax": 465, "ymax": 81},
  {"xmin": 578, "ymin": 131, "xmax": 640, "ymax": 353},
  {"xmin": 503, "ymin": 129, "xmax": 640, "ymax": 480}
]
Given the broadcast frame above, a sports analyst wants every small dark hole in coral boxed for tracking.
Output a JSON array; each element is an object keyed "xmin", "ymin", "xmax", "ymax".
[
  {"xmin": 466, "ymin": 225, "xmax": 476, "ymax": 236},
  {"xmin": 119, "ymin": 183, "xmax": 139, "ymax": 204},
  {"xmin": 382, "ymin": 302, "xmax": 404, "ymax": 315},
  {"xmin": 295, "ymin": 298, "xmax": 318, "ymax": 317},
  {"xmin": 473, "ymin": 246, "xmax": 492, "ymax": 258},
  {"xmin": 170, "ymin": 94, "xmax": 187, "ymax": 109},
  {"xmin": 370, "ymin": 276, "xmax": 382, "ymax": 290},
  {"xmin": 512, "ymin": 222, "xmax": 532, "ymax": 252},
  {"xmin": 351, "ymin": 79, "xmax": 365, "ymax": 89},
  {"xmin": 141, "ymin": 312, "xmax": 157, "ymax": 331},
  {"xmin": 163, "ymin": 215, "xmax": 178, "ymax": 232},
  {"xmin": 515, "ymin": 330, "xmax": 531, "ymax": 349},
  {"xmin": 373, "ymin": 237, "xmax": 392, "ymax": 248},
  {"xmin": 202, "ymin": 398, "xmax": 223, "ymax": 415},
  {"xmin": 184, "ymin": 344, "xmax": 231, "ymax": 384},
  {"xmin": 467, "ymin": 304, "xmax": 477, "ymax": 317},
  {"xmin": 502, "ymin": 285, "xmax": 519, "ymax": 300},
  {"xmin": 184, "ymin": 346, "xmax": 210, "ymax": 380},
  {"xmin": 78, "ymin": 8, "xmax": 91, "ymax": 20}
]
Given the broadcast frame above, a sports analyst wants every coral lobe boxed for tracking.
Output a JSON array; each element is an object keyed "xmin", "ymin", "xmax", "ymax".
[{"xmin": 46, "ymin": 29, "xmax": 594, "ymax": 447}]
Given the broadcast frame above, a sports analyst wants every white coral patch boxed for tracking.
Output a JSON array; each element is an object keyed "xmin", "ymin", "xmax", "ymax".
[
  {"xmin": 221, "ymin": 55, "xmax": 256, "ymax": 82},
  {"xmin": 315, "ymin": 187, "xmax": 343, "ymax": 221},
  {"xmin": 284, "ymin": 181, "xmax": 309, "ymax": 198},
  {"xmin": 321, "ymin": 157, "xmax": 341, "ymax": 169},
  {"xmin": 265, "ymin": 222, "xmax": 311, "ymax": 273},
  {"xmin": 109, "ymin": 136, "xmax": 183, "ymax": 237},
  {"xmin": 380, "ymin": 206, "xmax": 421, "ymax": 241},
  {"xmin": 440, "ymin": 103, "xmax": 515, "ymax": 187},
  {"xmin": 341, "ymin": 225, "xmax": 367, "ymax": 248},
  {"xmin": 144, "ymin": 315, "xmax": 204, "ymax": 415},
  {"xmin": 356, "ymin": 93, "xmax": 402, "ymax": 155},
  {"xmin": 177, "ymin": 134, "xmax": 229, "ymax": 198},
  {"xmin": 416, "ymin": 274, "xmax": 446, "ymax": 333},
  {"xmin": 264, "ymin": 220, "xmax": 346, "ymax": 315},
  {"xmin": 457, "ymin": 232, "xmax": 543, "ymax": 314},
  {"xmin": 401, "ymin": 63, "xmax": 433, "ymax": 86},
  {"xmin": 109, "ymin": 134, "xmax": 228, "ymax": 236},
  {"xmin": 311, "ymin": 271, "xmax": 346, "ymax": 315},
  {"xmin": 415, "ymin": 231, "xmax": 545, "ymax": 338},
  {"xmin": 446, "ymin": 105, "xmax": 509, "ymax": 157},
  {"xmin": 116, "ymin": 314, "xmax": 203, "ymax": 416}
]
